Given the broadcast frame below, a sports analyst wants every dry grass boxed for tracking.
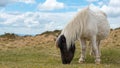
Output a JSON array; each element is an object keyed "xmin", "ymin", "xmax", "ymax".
[
  {"xmin": 0, "ymin": 42, "xmax": 120, "ymax": 68},
  {"xmin": 0, "ymin": 28, "xmax": 119, "ymax": 68}
]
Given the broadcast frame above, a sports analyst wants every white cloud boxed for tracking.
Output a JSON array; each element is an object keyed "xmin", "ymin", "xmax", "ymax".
[
  {"xmin": 100, "ymin": 0, "xmax": 120, "ymax": 17},
  {"xmin": 86, "ymin": 0, "xmax": 98, "ymax": 3},
  {"xmin": 0, "ymin": 12, "xmax": 39, "ymax": 28},
  {"xmin": 109, "ymin": 0, "xmax": 120, "ymax": 7},
  {"xmin": 24, "ymin": 12, "xmax": 40, "ymax": 28},
  {"xmin": 89, "ymin": 4, "xmax": 101, "ymax": 12},
  {"xmin": 0, "ymin": 11, "xmax": 75, "ymax": 34},
  {"xmin": 45, "ymin": 21, "xmax": 55, "ymax": 31},
  {"xmin": 0, "ymin": 0, "xmax": 14, "ymax": 6},
  {"xmin": 0, "ymin": 5, "xmax": 119, "ymax": 35},
  {"xmin": 86, "ymin": 0, "xmax": 120, "ymax": 18},
  {"xmin": 0, "ymin": 0, "xmax": 35, "ymax": 6},
  {"xmin": 0, "ymin": 0, "xmax": 119, "ymax": 34},
  {"xmin": 38, "ymin": 0, "xmax": 65, "ymax": 10},
  {"xmin": 98, "ymin": 1, "xmax": 104, "ymax": 6},
  {"xmin": 18, "ymin": 0, "xmax": 36, "ymax": 4},
  {"xmin": 87, "ymin": 0, "xmax": 120, "ymax": 29}
]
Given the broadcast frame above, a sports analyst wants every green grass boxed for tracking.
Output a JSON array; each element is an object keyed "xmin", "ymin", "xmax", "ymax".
[{"xmin": 0, "ymin": 42, "xmax": 120, "ymax": 68}]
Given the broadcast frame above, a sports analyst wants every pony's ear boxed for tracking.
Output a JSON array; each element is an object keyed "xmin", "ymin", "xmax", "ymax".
[
  {"xmin": 59, "ymin": 35, "xmax": 66, "ymax": 48},
  {"xmin": 60, "ymin": 35, "xmax": 66, "ymax": 42},
  {"xmin": 55, "ymin": 35, "xmax": 66, "ymax": 48}
]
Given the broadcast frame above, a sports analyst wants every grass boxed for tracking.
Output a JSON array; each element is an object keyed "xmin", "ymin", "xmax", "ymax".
[{"xmin": 0, "ymin": 42, "xmax": 120, "ymax": 68}]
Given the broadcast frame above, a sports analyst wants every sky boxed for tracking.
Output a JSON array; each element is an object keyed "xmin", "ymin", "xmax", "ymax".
[{"xmin": 0, "ymin": 0, "xmax": 120, "ymax": 35}]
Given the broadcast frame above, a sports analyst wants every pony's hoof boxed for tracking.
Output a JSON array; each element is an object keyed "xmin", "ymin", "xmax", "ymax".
[
  {"xmin": 95, "ymin": 61, "xmax": 100, "ymax": 64},
  {"xmin": 78, "ymin": 61, "xmax": 84, "ymax": 64},
  {"xmin": 95, "ymin": 59, "xmax": 101, "ymax": 64},
  {"xmin": 78, "ymin": 59, "xmax": 85, "ymax": 64}
]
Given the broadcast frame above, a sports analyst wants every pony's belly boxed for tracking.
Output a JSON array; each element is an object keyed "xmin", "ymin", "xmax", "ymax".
[
  {"xmin": 97, "ymin": 29, "xmax": 110, "ymax": 40},
  {"xmin": 97, "ymin": 22, "xmax": 110, "ymax": 40},
  {"xmin": 81, "ymin": 33, "xmax": 93, "ymax": 40}
]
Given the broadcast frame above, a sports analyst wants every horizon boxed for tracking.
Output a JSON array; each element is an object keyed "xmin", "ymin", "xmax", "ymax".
[
  {"xmin": 0, "ymin": 27, "xmax": 120, "ymax": 36},
  {"xmin": 0, "ymin": 0, "xmax": 120, "ymax": 35}
]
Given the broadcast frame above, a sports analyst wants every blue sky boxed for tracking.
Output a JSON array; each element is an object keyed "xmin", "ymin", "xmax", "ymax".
[{"xmin": 0, "ymin": 0, "xmax": 120, "ymax": 35}]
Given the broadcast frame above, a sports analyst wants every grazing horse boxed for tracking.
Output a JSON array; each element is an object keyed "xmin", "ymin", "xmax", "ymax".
[{"xmin": 56, "ymin": 7, "xmax": 110, "ymax": 64}]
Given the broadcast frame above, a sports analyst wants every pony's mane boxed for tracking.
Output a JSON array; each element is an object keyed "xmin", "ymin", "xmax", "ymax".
[{"xmin": 61, "ymin": 7, "xmax": 89, "ymax": 49}]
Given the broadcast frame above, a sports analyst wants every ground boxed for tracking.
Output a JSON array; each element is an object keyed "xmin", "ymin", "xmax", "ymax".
[{"xmin": 0, "ymin": 28, "xmax": 120, "ymax": 68}]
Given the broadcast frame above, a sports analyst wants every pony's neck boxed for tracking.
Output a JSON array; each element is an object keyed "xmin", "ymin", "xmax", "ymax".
[
  {"xmin": 61, "ymin": 21, "xmax": 82, "ymax": 49},
  {"xmin": 61, "ymin": 7, "xmax": 89, "ymax": 49}
]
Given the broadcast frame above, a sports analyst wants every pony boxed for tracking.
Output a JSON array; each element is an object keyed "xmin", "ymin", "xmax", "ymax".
[{"xmin": 56, "ymin": 7, "xmax": 110, "ymax": 64}]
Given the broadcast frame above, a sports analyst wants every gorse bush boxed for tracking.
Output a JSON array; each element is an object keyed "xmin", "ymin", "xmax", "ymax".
[
  {"xmin": 0, "ymin": 33, "xmax": 19, "ymax": 39},
  {"xmin": 40, "ymin": 30, "xmax": 61, "ymax": 37}
]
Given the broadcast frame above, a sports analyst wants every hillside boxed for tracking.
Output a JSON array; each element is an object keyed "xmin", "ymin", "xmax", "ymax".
[
  {"xmin": 0, "ymin": 28, "xmax": 120, "ymax": 48},
  {"xmin": 101, "ymin": 28, "xmax": 120, "ymax": 47},
  {"xmin": 0, "ymin": 30, "xmax": 61, "ymax": 49}
]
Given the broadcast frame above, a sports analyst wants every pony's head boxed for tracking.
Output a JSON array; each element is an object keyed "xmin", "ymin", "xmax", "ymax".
[{"xmin": 56, "ymin": 35, "xmax": 75, "ymax": 64}]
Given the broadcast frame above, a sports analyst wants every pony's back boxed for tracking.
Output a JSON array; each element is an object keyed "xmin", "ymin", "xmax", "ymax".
[{"xmin": 88, "ymin": 7, "xmax": 110, "ymax": 40}]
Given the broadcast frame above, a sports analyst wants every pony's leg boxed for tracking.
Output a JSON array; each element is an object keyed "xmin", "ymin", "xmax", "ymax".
[
  {"xmin": 91, "ymin": 36, "xmax": 101, "ymax": 64},
  {"xmin": 90, "ymin": 40, "xmax": 101, "ymax": 56},
  {"xmin": 78, "ymin": 38, "xmax": 86, "ymax": 63},
  {"xmin": 97, "ymin": 40, "xmax": 101, "ymax": 56},
  {"xmin": 89, "ymin": 41, "xmax": 95, "ymax": 56}
]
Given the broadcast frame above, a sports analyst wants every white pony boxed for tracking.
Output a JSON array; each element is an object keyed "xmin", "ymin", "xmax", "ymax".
[{"xmin": 56, "ymin": 7, "xmax": 110, "ymax": 64}]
